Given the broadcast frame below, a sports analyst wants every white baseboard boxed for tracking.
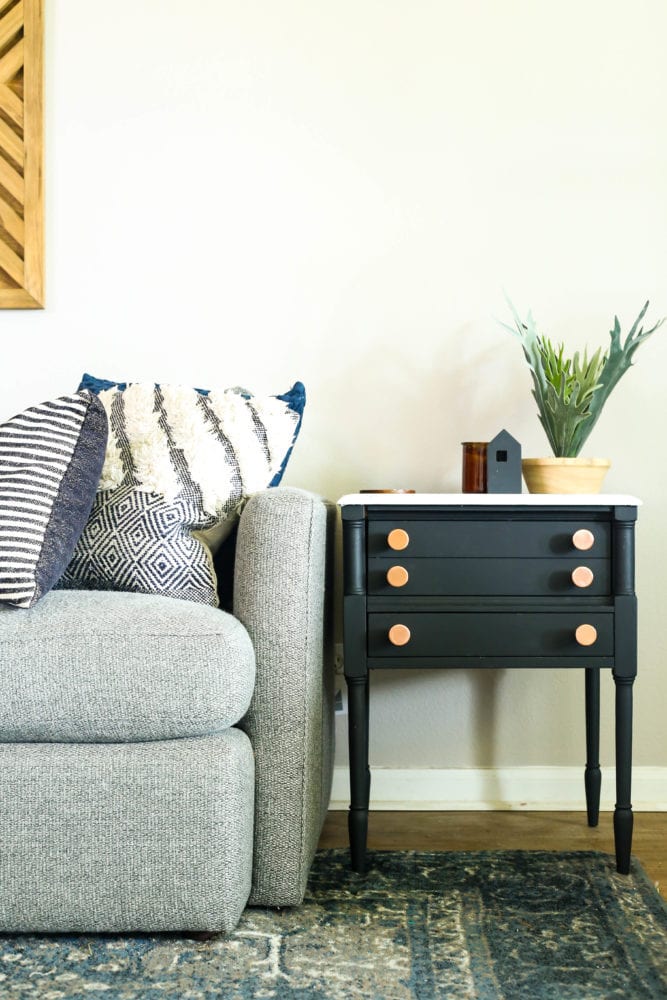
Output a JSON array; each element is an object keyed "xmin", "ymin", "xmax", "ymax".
[{"xmin": 329, "ymin": 766, "xmax": 667, "ymax": 811}]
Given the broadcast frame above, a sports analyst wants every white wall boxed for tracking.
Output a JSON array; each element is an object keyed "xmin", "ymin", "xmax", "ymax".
[{"xmin": 4, "ymin": 0, "xmax": 666, "ymax": 775}]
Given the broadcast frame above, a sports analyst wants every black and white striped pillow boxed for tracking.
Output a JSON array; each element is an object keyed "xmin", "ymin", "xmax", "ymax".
[{"xmin": 0, "ymin": 392, "xmax": 108, "ymax": 609}]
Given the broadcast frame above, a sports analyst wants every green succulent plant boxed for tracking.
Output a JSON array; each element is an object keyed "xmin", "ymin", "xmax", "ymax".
[{"xmin": 501, "ymin": 299, "xmax": 664, "ymax": 458}]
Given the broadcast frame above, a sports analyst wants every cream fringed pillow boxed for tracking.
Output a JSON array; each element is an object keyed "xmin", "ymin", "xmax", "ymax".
[{"xmin": 58, "ymin": 378, "xmax": 305, "ymax": 605}]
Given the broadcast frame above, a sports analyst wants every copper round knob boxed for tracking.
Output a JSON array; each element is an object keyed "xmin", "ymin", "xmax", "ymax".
[
  {"xmin": 572, "ymin": 529, "xmax": 595, "ymax": 551},
  {"xmin": 387, "ymin": 528, "xmax": 410, "ymax": 551},
  {"xmin": 575, "ymin": 624, "xmax": 598, "ymax": 646},
  {"xmin": 388, "ymin": 623, "xmax": 411, "ymax": 646},
  {"xmin": 571, "ymin": 566, "xmax": 594, "ymax": 588},
  {"xmin": 386, "ymin": 565, "xmax": 409, "ymax": 588}
]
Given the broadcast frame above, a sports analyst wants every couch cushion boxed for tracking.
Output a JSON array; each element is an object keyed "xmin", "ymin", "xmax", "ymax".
[
  {"xmin": 0, "ymin": 590, "xmax": 255, "ymax": 742},
  {"xmin": 0, "ymin": 731, "xmax": 254, "ymax": 932}
]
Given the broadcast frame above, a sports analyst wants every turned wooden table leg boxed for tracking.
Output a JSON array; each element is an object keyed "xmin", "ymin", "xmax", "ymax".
[
  {"xmin": 347, "ymin": 675, "xmax": 370, "ymax": 874},
  {"xmin": 584, "ymin": 667, "xmax": 601, "ymax": 827},
  {"xmin": 613, "ymin": 672, "xmax": 634, "ymax": 875}
]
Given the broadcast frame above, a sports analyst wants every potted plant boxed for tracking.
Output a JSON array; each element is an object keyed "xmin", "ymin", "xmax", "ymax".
[{"xmin": 501, "ymin": 299, "xmax": 664, "ymax": 493}]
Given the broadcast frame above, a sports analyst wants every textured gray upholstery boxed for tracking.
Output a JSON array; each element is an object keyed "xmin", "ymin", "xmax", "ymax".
[
  {"xmin": 0, "ymin": 487, "xmax": 334, "ymax": 931},
  {"xmin": 234, "ymin": 488, "xmax": 336, "ymax": 906},
  {"xmin": 0, "ymin": 591, "xmax": 255, "ymax": 742},
  {"xmin": 0, "ymin": 731, "xmax": 254, "ymax": 933}
]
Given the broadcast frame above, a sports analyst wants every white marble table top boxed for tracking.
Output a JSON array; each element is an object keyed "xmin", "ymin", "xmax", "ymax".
[{"xmin": 338, "ymin": 493, "xmax": 641, "ymax": 507}]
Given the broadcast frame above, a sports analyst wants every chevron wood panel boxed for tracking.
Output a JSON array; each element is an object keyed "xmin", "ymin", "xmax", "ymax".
[{"xmin": 0, "ymin": 0, "xmax": 43, "ymax": 308}]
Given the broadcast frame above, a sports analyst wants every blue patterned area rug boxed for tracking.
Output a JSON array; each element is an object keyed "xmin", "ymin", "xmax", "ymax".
[{"xmin": 1, "ymin": 850, "xmax": 666, "ymax": 999}]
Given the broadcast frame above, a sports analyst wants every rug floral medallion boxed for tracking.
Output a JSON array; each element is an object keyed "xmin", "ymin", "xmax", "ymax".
[{"xmin": 1, "ymin": 850, "xmax": 665, "ymax": 999}]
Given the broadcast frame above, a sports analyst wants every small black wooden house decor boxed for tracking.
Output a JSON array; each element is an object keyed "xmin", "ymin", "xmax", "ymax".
[{"xmin": 486, "ymin": 429, "xmax": 522, "ymax": 493}]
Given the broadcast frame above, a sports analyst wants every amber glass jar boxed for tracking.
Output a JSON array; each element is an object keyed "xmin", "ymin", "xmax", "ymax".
[{"xmin": 461, "ymin": 442, "xmax": 487, "ymax": 493}]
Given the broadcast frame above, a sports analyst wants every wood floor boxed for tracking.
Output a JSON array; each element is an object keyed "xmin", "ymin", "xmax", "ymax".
[{"xmin": 319, "ymin": 811, "xmax": 667, "ymax": 899}]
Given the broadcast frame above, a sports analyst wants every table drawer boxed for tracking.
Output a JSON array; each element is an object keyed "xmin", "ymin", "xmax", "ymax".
[
  {"xmin": 368, "ymin": 612, "xmax": 614, "ymax": 658},
  {"xmin": 368, "ymin": 557, "xmax": 610, "ymax": 596},
  {"xmin": 368, "ymin": 520, "xmax": 610, "ymax": 559}
]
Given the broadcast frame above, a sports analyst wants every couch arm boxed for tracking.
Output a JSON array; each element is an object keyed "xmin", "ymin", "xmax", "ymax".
[{"xmin": 233, "ymin": 487, "xmax": 335, "ymax": 907}]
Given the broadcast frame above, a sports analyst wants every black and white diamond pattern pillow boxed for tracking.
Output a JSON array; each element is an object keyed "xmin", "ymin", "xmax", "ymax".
[
  {"xmin": 0, "ymin": 392, "xmax": 108, "ymax": 609},
  {"xmin": 58, "ymin": 381, "xmax": 305, "ymax": 605}
]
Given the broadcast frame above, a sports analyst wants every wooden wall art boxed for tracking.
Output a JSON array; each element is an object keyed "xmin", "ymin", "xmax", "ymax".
[{"xmin": 0, "ymin": 0, "xmax": 43, "ymax": 308}]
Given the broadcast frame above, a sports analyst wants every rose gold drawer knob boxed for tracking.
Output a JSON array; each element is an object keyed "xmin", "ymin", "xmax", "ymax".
[
  {"xmin": 571, "ymin": 566, "xmax": 594, "ymax": 588},
  {"xmin": 572, "ymin": 528, "xmax": 595, "ymax": 551},
  {"xmin": 575, "ymin": 624, "xmax": 598, "ymax": 646},
  {"xmin": 387, "ymin": 528, "xmax": 410, "ymax": 551},
  {"xmin": 386, "ymin": 565, "xmax": 409, "ymax": 588},
  {"xmin": 388, "ymin": 623, "xmax": 411, "ymax": 646}
]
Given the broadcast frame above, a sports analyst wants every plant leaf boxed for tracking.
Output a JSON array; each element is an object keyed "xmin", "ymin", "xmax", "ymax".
[
  {"xmin": 503, "ymin": 298, "xmax": 593, "ymax": 455},
  {"xmin": 573, "ymin": 302, "xmax": 665, "ymax": 452},
  {"xmin": 501, "ymin": 298, "xmax": 664, "ymax": 457}
]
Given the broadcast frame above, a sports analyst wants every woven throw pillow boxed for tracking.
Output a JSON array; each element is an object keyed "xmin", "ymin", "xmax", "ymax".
[
  {"xmin": 0, "ymin": 391, "xmax": 108, "ymax": 609},
  {"xmin": 58, "ymin": 379, "xmax": 305, "ymax": 605}
]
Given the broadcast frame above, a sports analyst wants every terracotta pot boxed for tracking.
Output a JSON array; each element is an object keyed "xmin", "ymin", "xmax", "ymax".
[{"xmin": 521, "ymin": 457, "xmax": 611, "ymax": 494}]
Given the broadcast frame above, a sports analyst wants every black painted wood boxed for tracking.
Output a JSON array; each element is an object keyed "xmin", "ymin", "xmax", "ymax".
[
  {"xmin": 368, "ymin": 611, "xmax": 614, "ymax": 658},
  {"xmin": 368, "ymin": 557, "xmax": 611, "ymax": 597},
  {"xmin": 367, "ymin": 654, "xmax": 616, "ymax": 669},
  {"xmin": 367, "ymin": 505, "xmax": 613, "ymax": 519},
  {"xmin": 585, "ymin": 668, "xmax": 601, "ymax": 827},
  {"xmin": 343, "ymin": 505, "xmax": 366, "ymax": 595},
  {"xmin": 368, "ymin": 519, "xmax": 610, "ymax": 559},
  {"xmin": 341, "ymin": 499, "xmax": 638, "ymax": 876},
  {"xmin": 347, "ymin": 675, "xmax": 370, "ymax": 874},
  {"xmin": 343, "ymin": 596, "xmax": 367, "ymax": 679},
  {"xmin": 368, "ymin": 595, "xmax": 612, "ymax": 611},
  {"xmin": 613, "ymin": 673, "xmax": 635, "ymax": 874},
  {"xmin": 613, "ymin": 596, "xmax": 637, "ymax": 679}
]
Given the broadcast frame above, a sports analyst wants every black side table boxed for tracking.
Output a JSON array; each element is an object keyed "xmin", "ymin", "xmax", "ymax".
[{"xmin": 339, "ymin": 493, "xmax": 639, "ymax": 875}]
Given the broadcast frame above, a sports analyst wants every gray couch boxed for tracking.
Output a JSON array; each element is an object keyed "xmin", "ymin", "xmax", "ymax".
[{"xmin": 0, "ymin": 488, "xmax": 335, "ymax": 934}]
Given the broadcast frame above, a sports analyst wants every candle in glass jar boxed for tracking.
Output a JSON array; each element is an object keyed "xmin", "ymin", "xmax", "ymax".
[{"xmin": 461, "ymin": 442, "xmax": 487, "ymax": 493}]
